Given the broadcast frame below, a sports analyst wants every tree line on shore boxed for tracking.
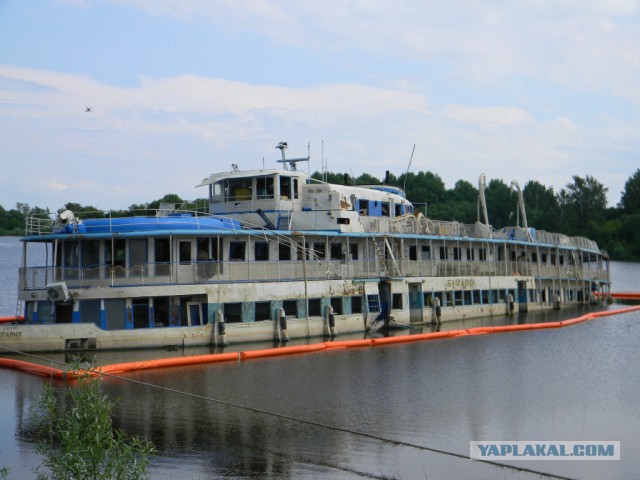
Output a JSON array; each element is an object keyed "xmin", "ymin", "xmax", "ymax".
[{"xmin": 1, "ymin": 169, "xmax": 639, "ymax": 261}]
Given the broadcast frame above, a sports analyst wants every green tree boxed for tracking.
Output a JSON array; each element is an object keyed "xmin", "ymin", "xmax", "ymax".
[
  {"xmin": 484, "ymin": 179, "xmax": 513, "ymax": 228},
  {"xmin": 619, "ymin": 168, "xmax": 640, "ymax": 214},
  {"xmin": 559, "ymin": 175, "xmax": 608, "ymax": 236},
  {"xmin": 355, "ymin": 172, "xmax": 382, "ymax": 185},
  {"xmin": 34, "ymin": 370, "xmax": 155, "ymax": 480},
  {"xmin": 522, "ymin": 180, "xmax": 559, "ymax": 231}
]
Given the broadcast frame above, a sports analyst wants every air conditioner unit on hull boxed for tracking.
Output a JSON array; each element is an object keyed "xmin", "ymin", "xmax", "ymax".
[{"xmin": 46, "ymin": 282, "xmax": 70, "ymax": 303}]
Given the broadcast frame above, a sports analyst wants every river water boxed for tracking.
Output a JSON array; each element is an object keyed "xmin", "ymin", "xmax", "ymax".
[{"xmin": 1, "ymin": 236, "xmax": 639, "ymax": 479}]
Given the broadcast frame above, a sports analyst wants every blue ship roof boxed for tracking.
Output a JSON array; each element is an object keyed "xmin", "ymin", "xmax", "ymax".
[{"xmin": 57, "ymin": 215, "xmax": 241, "ymax": 234}]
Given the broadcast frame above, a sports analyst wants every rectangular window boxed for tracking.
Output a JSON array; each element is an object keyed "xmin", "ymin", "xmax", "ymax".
[
  {"xmin": 453, "ymin": 247, "xmax": 462, "ymax": 260},
  {"xmin": 106, "ymin": 239, "xmax": 126, "ymax": 277},
  {"xmin": 155, "ymin": 238, "xmax": 170, "ymax": 263},
  {"xmin": 463, "ymin": 290, "xmax": 472, "ymax": 305},
  {"xmin": 81, "ymin": 240, "xmax": 100, "ymax": 279},
  {"xmin": 466, "ymin": 247, "xmax": 474, "ymax": 261},
  {"xmin": 330, "ymin": 297, "xmax": 343, "ymax": 315},
  {"xmin": 280, "ymin": 176, "xmax": 292, "ymax": 199},
  {"xmin": 224, "ymin": 303, "xmax": 242, "ymax": 323},
  {"xmin": 255, "ymin": 302, "xmax": 271, "ymax": 321},
  {"xmin": 64, "ymin": 240, "xmax": 80, "ymax": 279},
  {"xmin": 283, "ymin": 300, "xmax": 297, "ymax": 317},
  {"xmin": 330, "ymin": 242, "xmax": 344, "ymax": 260},
  {"xmin": 279, "ymin": 242, "xmax": 291, "ymax": 261},
  {"xmin": 392, "ymin": 293, "xmax": 403, "ymax": 309},
  {"xmin": 367, "ymin": 294, "xmax": 380, "ymax": 313},
  {"xmin": 130, "ymin": 239, "xmax": 148, "ymax": 267},
  {"xmin": 227, "ymin": 178, "xmax": 252, "ymax": 201},
  {"xmin": 409, "ymin": 245, "xmax": 417, "ymax": 261},
  {"xmin": 257, "ymin": 176, "xmax": 274, "ymax": 199},
  {"xmin": 197, "ymin": 238, "xmax": 210, "ymax": 260},
  {"xmin": 132, "ymin": 298, "xmax": 149, "ymax": 328},
  {"xmin": 349, "ymin": 243, "xmax": 359, "ymax": 260},
  {"xmin": 254, "ymin": 241, "xmax": 269, "ymax": 261},
  {"xmin": 439, "ymin": 246, "xmax": 448, "ymax": 260},
  {"xmin": 313, "ymin": 242, "xmax": 326, "ymax": 260},
  {"xmin": 178, "ymin": 241, "xmax": 192, "ymax": 265},
  {"xmin": 229, "ymin": 241, "xmax": 246, "ymax": 261},
  {"xmin": 153, "ymin": 297, "xmax": 170, "ymax": 327},
  {"xmin": 308, "ymin": 298, "xmax": 322, "ymax": 316},
  {"xmin": 479, "ymin": 248, "xmax": 487, "ymax": 261},
  {"xmin": 473, "ymin": 290, "xmax": 481, "ymax": 304},
  {"xmin": 351, "ymin": 296, "xmax": 363, "ymax": 314},
  {"xmin": 481, "ymin": 290, "xmax": 489, "ymax": 304},
  {"xmin": 381, "ymin": 202, "xmax": 390, "ymax": 217},
  {"xmin": 421, "ymin": 245, "xmax": 431, "ymax": 260}
]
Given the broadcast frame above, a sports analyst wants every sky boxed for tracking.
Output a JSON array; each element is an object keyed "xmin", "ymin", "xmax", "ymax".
[{"xmin": 1, "ymin": 0, "xmax": 639, "ymax": 213}]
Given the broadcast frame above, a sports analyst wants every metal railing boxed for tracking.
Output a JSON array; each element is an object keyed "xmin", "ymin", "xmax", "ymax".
[{"xmin": 19, "ymin": 256, "xmax": 609, "ymax": 292}]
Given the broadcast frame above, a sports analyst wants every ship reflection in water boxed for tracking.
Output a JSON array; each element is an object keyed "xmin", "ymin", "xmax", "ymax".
[{"xmin": 3, "ymin": 304, "xmax": 638, "ymax": 480}]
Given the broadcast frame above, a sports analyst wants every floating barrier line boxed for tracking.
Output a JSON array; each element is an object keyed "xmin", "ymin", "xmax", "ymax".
[
  {"xmin": 0, "ymin": 315, "xmax": 24, "ymax": 324},
  {"xmin": 2, "ymin": 304, "xmax": 640, "ymax": 380}
]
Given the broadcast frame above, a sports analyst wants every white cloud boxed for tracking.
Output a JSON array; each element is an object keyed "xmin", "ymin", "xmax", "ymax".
[{"xmin": 443, "ymin": 105, "xmax": 534, "ymax": 126}]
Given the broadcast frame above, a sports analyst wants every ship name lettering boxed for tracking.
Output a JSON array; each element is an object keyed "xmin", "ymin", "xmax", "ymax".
[
  {"xmin": 0, "ymin": 331, "xmax": 22, "ymax": 338},
  {"xmin": 445, "ymin": 278, "xmax": 476, "ymax": 289}
]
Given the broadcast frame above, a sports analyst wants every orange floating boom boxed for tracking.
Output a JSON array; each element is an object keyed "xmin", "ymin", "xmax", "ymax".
[{"xmin": 2, "ymin": 305, "xmax": 640, "ymax": 379}]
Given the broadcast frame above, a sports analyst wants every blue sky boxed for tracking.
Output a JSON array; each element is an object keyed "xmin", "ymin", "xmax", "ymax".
[{"xmin": 1, "ymin": 0, "xmax": 639, "ymax": 212}]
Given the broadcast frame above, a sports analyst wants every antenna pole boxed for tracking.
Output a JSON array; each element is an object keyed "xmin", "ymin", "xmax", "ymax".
[{"xmin": 403, "ymin": 144, "xmax": 416, "ymax": 196}]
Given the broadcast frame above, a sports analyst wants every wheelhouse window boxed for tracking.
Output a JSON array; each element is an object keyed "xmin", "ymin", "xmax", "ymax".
[
  {"xmin": 226, "ymin": 178, "xmax": 252, "ymax": 201},
  {"xmin": 280, "ymin": 176, "xmax": 292, "ymax": 199},
  {"xmin": 256, "ymin": 176, "xmax": 275, "ymax": 199}
]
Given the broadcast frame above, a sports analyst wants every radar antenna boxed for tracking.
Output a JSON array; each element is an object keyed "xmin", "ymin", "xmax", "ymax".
[{"xmin": 276, "ymin": 141, "xmax": 310, "ymax": 171}]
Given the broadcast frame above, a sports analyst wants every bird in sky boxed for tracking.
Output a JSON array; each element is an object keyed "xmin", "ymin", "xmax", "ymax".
[{"xmin": 85, "ymin": 106, "xmax": 92, "ymax": 112}]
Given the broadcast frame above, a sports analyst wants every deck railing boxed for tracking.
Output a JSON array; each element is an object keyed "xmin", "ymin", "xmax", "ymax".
[{"xmin": 18, "ymin": 256, "xmax": 609, "ymax": 292}]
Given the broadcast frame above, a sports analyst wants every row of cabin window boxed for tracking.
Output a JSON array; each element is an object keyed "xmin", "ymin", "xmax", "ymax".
[
  {"xmin": 54, "ymin": 237, "xmax": 572, "ymax": 268},
  {"xmin": 356, "ymin": 199, "xmax": 411, "ymax": 217},
  {"xmin": 412, "ymin": 245, "xmax": 569, "ymax": 265}
]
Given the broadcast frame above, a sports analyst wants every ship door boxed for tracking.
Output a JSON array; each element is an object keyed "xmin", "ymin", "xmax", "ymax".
[
  {"xmin": 187, "ymin": 302, "xmax": 203, "ymax": 326},
  {"xmin": 517, "ymin": 280, "xmax": 528, "ymax": 312},
  {"xmin": 176, "ymin": 239, "xmax": 195, "ymax": 284},
  {"xmin": 409, "ymin": 282, "xmax": 424, "ymax": 323}
]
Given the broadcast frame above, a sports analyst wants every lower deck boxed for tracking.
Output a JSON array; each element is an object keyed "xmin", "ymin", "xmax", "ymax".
[{"xmin": 3, "ymin": 274, "xmax": 606, "ymax": 352}]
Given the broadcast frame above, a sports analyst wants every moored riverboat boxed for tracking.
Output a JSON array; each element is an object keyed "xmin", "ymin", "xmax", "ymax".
[{"xmin": 1, "ymin": 143, "xmax": 610, "ymax": 352}]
